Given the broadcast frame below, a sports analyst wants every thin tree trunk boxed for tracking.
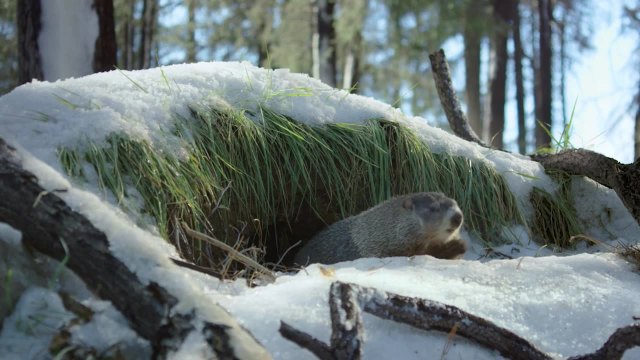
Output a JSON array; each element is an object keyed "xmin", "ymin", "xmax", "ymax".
[
  {"xmin": 513, "ymin": 0, "xmax": 527, "ymax": 154},
  {"xmin": 342, "ymin": 28, "xmax": 361, "ymax": 91},
  {"xmin": 311, "ymin": 0, "xmax": 336, "ymax": 87},
  {"xmin": 488, "ymin": 0, "xmax": 511, "ymax": 149},
  {"xmin": 635, "ymin": 82, "xmax": 640, "ymax": 160},
  {"xmin": 186, "ymin": 0, "xmax": 197, "ymax": 62},
  {"xmin": 559, "ymin": 14, "xmax": 568, "ymax": 127},
  {"xmin": 16, "ymin": 0, "xmax": 43, "ymax": 84},
  {"xmin": 138, "ymin": 0, "xmax": 157, "ymax": 69},
  {"xmin": 535, "ymin": 0, "xmax": 553, "ymax": 149},
  {"xmin": 463, "ymin": 2, "xmax": 483, "ymax": 137},
  {"xmin": 92, "ymin": 0, "xmax": 117, "ymax": 73},
  {"xmin": 122, "ymin": 0, "xmax": 135, "ymax": 70}
]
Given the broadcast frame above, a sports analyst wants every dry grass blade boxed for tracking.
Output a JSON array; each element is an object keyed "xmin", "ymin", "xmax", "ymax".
[{"xmin": 181, "ymin": 222, "xmax": 276, "ymax": 283}]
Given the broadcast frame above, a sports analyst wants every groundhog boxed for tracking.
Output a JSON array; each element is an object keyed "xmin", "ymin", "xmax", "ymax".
[{"xmin": 294, "ymin": 192, "xmax": 466, "ymax": 265}]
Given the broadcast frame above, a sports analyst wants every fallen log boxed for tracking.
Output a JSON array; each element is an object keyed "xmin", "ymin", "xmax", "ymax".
[{"xmin": 0, "ymin": 138, "xmax": 270, "ymax": 359}]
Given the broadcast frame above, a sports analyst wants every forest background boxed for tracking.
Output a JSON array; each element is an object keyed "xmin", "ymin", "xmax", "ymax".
[{"xmin": 1, "ymin": 0, "xmax": 639, "ymax": 162}]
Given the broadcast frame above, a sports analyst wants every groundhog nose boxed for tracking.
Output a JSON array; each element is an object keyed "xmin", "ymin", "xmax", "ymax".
[{"xmin": 450, "ymin": 212, "xmax": 463, "ymax": 228}]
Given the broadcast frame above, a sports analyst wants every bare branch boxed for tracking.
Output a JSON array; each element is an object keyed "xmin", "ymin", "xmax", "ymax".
[
  {"xmin": 428, "ymin": 49, "xmax": 487, "ymax": 147},
  {"xmin": 569, "ymin": 324, "xmax": 640, "ymax": 360},
  {"xmin": 279, "ymin": 321, "xmax": 333, "ymax": 360}
]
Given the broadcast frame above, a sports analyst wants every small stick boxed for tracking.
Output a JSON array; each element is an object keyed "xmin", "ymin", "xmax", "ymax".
[{"xmin": 181, "ymin": 222, "xmax": 276, "ymax": 283}]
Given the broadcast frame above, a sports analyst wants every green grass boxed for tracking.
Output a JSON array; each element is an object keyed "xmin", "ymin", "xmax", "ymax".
[
  {"xmin": 57, "ymin": 104, "xmax": 579, "ymax": 272},
  {"xmin": 529, "ymin": 170, "xmax": 583, "ymax": 248}
]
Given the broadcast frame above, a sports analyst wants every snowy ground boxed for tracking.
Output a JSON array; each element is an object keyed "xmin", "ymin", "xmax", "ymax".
[{"xmin": 0, "ymin": 62, "xmax": 639, "ymax": 359}]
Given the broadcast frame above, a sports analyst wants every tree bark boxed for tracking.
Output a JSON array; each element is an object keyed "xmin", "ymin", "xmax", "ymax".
[
  {"xmin": 463, "ymin": 1, "xmax": 483, "ymax": 138},
  {"xmin": 513, "ymin": 0, "xmax": 527, "ymax": 154},
  {"xmin": 16, "ymin": 0, "xmax": 44, "ymax": 84},
  {"xmin": 92, "ymin": 0, "xmax": 117, "ymax": 73},
  {"xmin": 535, "ymin": 0, "xmax": 553, "ymax": 149},
  {"xmin": 532, "ymin": 150, "xmax": 640, "ymax": 225},
  {"xmin": 488, "ymin": 0, "xmax": 511, "ymax": 149},
  {"xmin": 0, "ymin": 138, "xmax": 270, "ymax": 359}
]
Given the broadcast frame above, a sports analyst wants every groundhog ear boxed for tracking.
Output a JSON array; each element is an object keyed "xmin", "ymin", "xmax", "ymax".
[{"xmin": 402, "ymin": 198, "xmax": 414, "ymax": 210}]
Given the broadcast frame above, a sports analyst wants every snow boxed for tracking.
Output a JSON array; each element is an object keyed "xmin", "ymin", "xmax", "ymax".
[
  {"xmin": 39, "ymin": 0, "xmax": 99, "ymax": 81},
  {"xmin": 1, "ymin": 61, "xmax": 639, "ymax": 359},
  {"xmin": 213, "ymin": 254, "xmax": 640, "ymax": 359}
]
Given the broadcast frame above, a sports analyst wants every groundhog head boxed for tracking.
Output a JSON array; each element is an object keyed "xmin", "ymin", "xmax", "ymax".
[{"xmin": 402, "ymin": 192, "xmax": 464, "ymax": 242}]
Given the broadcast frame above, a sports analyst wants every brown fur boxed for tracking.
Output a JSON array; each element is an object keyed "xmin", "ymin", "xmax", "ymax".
[{"xmin": 294, "ymin": 192, "xmax": 466, "ymax": 265}]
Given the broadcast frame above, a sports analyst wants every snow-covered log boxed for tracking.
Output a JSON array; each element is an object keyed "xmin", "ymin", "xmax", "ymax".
[{"xmin": 0, "ymin": 138, "xmax": 270, "ymax": 359}]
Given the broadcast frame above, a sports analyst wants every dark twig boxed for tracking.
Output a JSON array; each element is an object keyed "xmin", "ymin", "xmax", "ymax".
[
  {"xmin": 353, "ymin": 282, "xmax": 551, "ymax": 360},
  {"xmin": 279, "ymin": 282, "xmax": 365, "ymax": 359},
  {"xmin": 428, "ymin": 49, "xmax": 487, "ymax": 147},
  {"xmin": 568, "ymin": 324, "xmax": 640, "ymax": 360},
  {"xmin": 279, "ymin": 321, "xmax": 333, "ymax": 360}
]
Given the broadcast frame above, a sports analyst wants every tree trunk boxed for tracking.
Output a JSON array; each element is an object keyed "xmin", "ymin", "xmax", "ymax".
[
  {"xmin": 635, "ymin": 80, "xmax": 640, "ymax": 160},
  {"xmin": 123, "ymin": 0, "xmax": 135, "ymax": 69},
  {"xmin": 92, "ymin": 0, "xmax": 117, "ymax": 73},
  {"xmin": 342, "ymin": 36, "xmax": 361, "ymax": 92},
  {"xmin": 311, "ymin": 0, "xmax": 336, "ymax": 87},
  {"xmin": 463, "ymin": 2, "xmax": 483, "ymax": 137},
  {"xmin": 488, "ymin": 0, "xmax": 511, "ymax": 149},
  {"xmin": 16, "ymin": 0, "xmax": 43, "ymax": 84},
  {"xmin": 186, "ymin": 0, "xmax": 197, "ymax": 63},
  {"xmin": 513, "ymin": 0, "xmax": 527, "ymax": 154},
  {"xmin": 0, "ymin": 138, "xmax": 271, "ymax": 359},
  {"xmin": 535, "ymin": 0, "xmax": 553, "ymax": 149},
  {"xmin": 138, "ymin": 0, "xmax": 157, "ymax": 69},
  {"xmin": 559, "ymin": 12, "xmax": 568, "ymax": 128}
]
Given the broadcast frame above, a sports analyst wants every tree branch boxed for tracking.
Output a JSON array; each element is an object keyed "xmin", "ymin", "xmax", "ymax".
[
  {"xmin": 428, "ymin": 49, "xmax": 487, "ymax": 147},
  {"xmin": 532, "ymin": 150, "xmax": 640, "ymax": 225}
]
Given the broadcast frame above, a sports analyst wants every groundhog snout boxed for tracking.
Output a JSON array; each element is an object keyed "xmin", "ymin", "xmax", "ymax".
[{"xmin": 449, "ymin": 212, "xmax": 463, "ymax": 230}]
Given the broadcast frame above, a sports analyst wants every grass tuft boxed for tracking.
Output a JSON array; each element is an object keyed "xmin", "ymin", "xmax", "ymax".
[
  {"xmin": 57, "ymin": 105, "xmax": 579, "ymax": 275},
  {"xmin": 529, "ymin": 170, "xmax": 583, "ymax": 248}
]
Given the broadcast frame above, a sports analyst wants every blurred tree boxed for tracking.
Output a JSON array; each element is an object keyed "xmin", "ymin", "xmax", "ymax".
[
  {"xmin": 336, "ymin": 0, "xmax": 365, "ymax": 91},
  {"xmin": 0, "ymin": 0, "xmax": 17, "ymax": 93},
  {"xmin": 16, "ymin": 0, "xmax": 43, "ymax": 84},
  {"xmin": 114, "ymin": 0, "xmax": 136, "ymax": 69},
  {"xmin": 312, "ymin": 0, "xmax": 337, "ymax": 86},
  {"xmin": 186, "ymin": 0, "xmax": 197, "ymax": 62},
  {"xmin": 488, "ymin": 0, "xmax": 513, "ymax": 149},
  {"xmin": 512, "ymin": 0, "xmax": 527, "ymax": 154},
  {"xmin": 463, "ymin": 0, "xmax": 487, "ymax": 137},
  {"xmin": 92, "ymin": 0, "xmax": 117, "ymax": 73},
  {"xmin": 270, "ymin": 0, "xmax": 312, "ymax": 72},
  {"xmin": 535, "ymin": 0, "xmax": 553, "ymax": 149},
  {"xmin": 138, "ymin": 0, "xmax": 158, "ymax": 69},
  {"xmin": 623, "ymin": 4, "xmax": 640, "ymax": 159}
]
